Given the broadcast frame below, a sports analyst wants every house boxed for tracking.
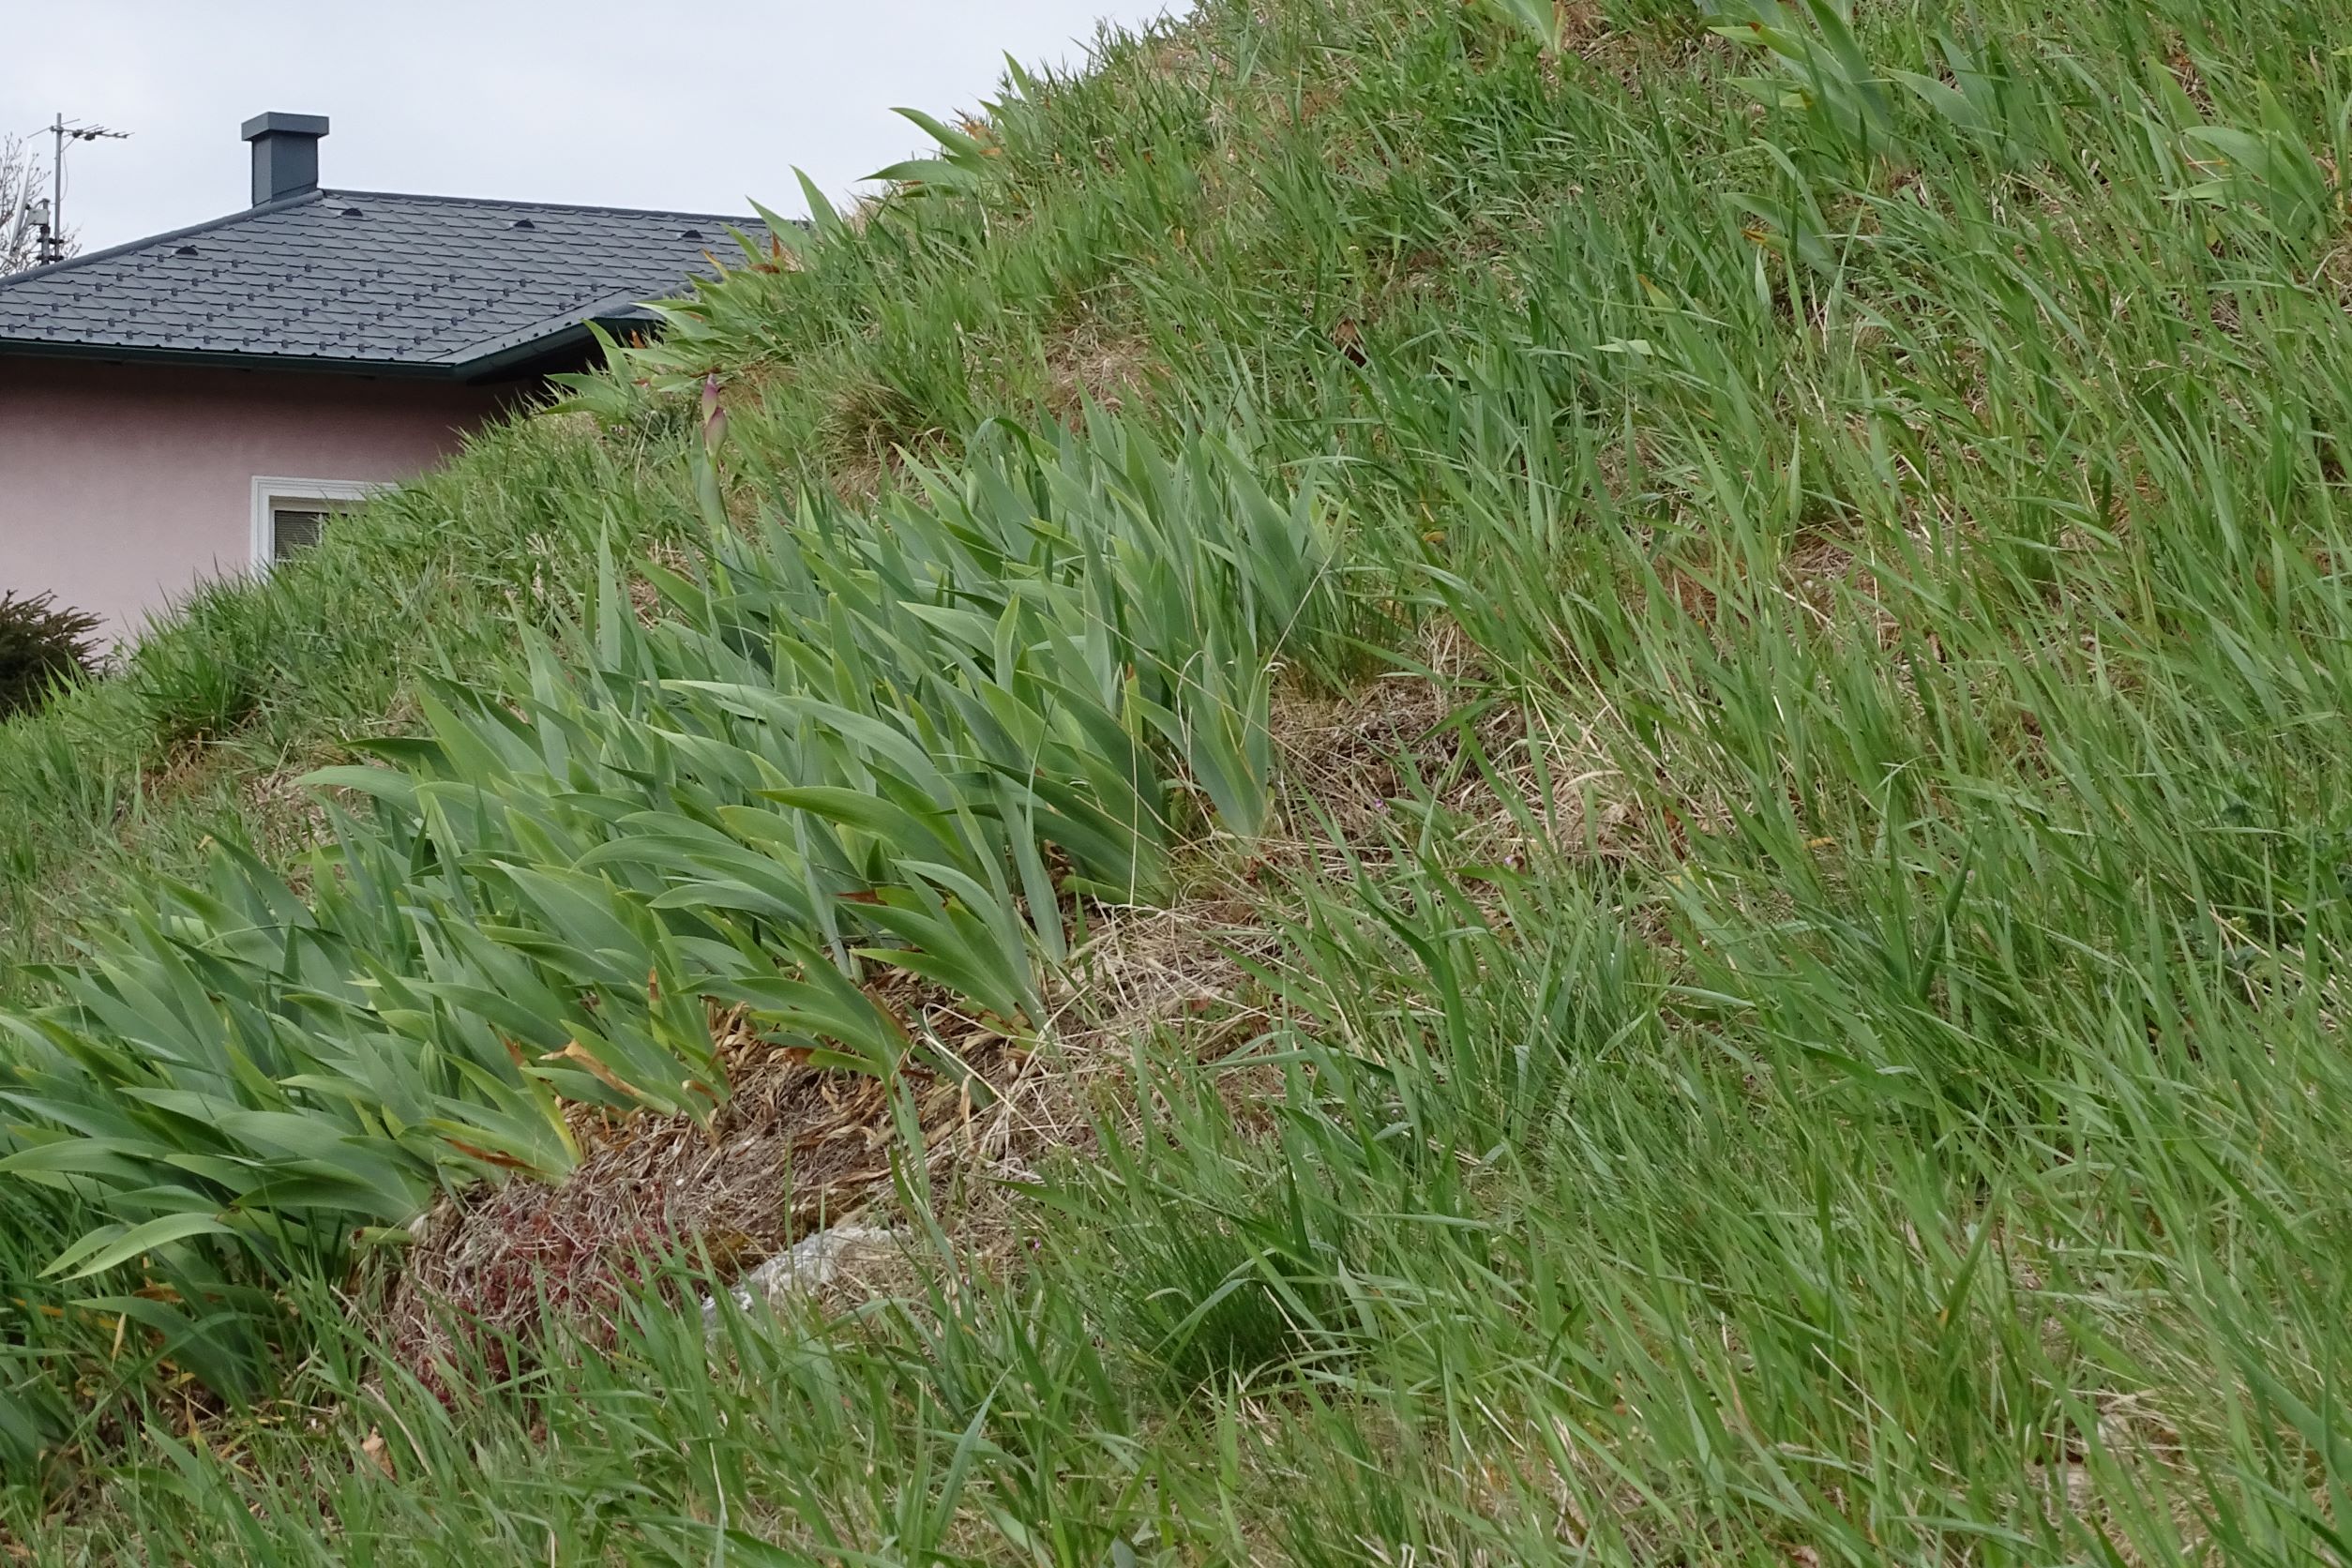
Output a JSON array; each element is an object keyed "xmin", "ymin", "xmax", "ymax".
[{"xmin": 0, "ymin": 113, "xmax": 746, "ymax": 641}]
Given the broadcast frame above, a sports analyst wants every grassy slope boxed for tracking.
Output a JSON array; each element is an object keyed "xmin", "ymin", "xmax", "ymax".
[{"xmin": 9, "ymin": 0, "xmax": 2352, "ymax": 1559}]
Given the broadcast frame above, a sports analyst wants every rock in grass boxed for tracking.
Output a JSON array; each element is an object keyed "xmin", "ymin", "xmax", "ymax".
[{"xmin": 702, "ymin": 1225, "xmax": 899, "ymax": 1330}]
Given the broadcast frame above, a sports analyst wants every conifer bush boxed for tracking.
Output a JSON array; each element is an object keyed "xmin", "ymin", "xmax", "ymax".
[{"xmin": 0, "ymin": 591, "xmax": 99, "ymax": 723}]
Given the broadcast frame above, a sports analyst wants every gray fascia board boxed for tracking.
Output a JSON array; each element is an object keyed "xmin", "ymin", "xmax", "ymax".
[
  {"xmin": 452, "ymin": 310, "xmax": 674, "ymax": 384},
  {"xmin": 0, "ymin": 307, "xmax": 657, "ymax": 382},
  {"xmin": 0, "ymin": 319, "xmax": 652, "ymax": 384},
  {"xmin": 434, "ymin": 289, "xmax": 671, "ymax": 369},
  {"xmin": 0, "ymin": 336, "xmax": 463, "ymax": 380},
  {"xmin": 452, "ymin": 324, "xmax": 603, "ymax": 384}
]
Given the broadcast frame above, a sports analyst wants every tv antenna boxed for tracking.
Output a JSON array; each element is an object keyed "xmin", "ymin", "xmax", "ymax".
[{"xmin": 29, "ymin": 113, "xmax": 129, "ymax": 264}]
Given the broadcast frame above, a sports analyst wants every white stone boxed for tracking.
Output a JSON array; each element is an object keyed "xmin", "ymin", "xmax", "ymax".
[{"xmin": 701, "ymin": 1225, "xmax": 897, "ymax": 1330}]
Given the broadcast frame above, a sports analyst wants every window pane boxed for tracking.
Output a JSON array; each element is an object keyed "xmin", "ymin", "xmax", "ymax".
[{"xmin": 273, "ymin": 509, "xmax": 328, "ymax": 560}]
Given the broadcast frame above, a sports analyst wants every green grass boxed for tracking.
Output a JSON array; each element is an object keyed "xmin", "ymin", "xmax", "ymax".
[{"xmin": 8, "ymin": 0, "xmax": 2352, "ymax": 1559}]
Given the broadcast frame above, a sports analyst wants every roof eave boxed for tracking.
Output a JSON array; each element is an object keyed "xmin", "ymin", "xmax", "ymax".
[
  {"xmin": 0, "ymin": 337, "xmax": 467, "ymax": 380},
  {"xmin": 434, "ymin": 292, "xmax": 668, "ymax": 382},
  {"xmin": 451, "ymin": 322, "xmax": 602, "ymax": 384},
  {"xmin": 0, "ymin": 311, "xmax": 648, "ymax": 383}
]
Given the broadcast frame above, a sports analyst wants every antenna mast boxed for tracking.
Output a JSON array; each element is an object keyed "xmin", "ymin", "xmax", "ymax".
[{"xmin": 33, "ymin": 113, "xmax": 129, "ymax": 264}]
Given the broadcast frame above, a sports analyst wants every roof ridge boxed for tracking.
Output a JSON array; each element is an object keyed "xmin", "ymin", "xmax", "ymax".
[
  {"xmin": 0, "ymin": 192, "xmax": 325, "ymax": 292},
  {"xmin": 321, "ymin": 188, "xmax": 761, "ymax": 225}
]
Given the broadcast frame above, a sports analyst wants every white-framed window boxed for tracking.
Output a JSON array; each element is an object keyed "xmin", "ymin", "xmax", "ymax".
[{"xmin": 249, "ymin": 476, "xmax": 382, "ymax": 571}]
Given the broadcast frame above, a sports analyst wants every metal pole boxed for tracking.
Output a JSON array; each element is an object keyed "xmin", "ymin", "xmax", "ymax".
[
  {"xmin": 34, "ymin": 116, "xmax": 128, "ymax": 264},
  {"xmin": 49, "ymin": 114, "xmax": 62, "ymax": 264}
]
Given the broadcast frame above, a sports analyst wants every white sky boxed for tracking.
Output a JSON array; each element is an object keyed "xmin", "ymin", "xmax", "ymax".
[{"xmin": 6, "ymin": 1, "xmax": 1181, "ymax": 253}]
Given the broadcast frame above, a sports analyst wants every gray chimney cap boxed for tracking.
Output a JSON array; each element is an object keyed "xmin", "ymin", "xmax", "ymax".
[
  {"xmin": 241, "ymin": 112, "xmax": 329, "ymax": 142},
  {"xmin": 242, "ymin": 112, "xmax": 328, "ymax": 205}
]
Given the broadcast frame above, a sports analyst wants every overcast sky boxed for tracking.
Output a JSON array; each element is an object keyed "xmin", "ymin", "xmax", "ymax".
[{"xmin": 7, "ymin": 1, "xmax": 1181, "ymax": 254}]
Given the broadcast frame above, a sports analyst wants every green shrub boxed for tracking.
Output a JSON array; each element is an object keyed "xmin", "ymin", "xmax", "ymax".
[{"xmin": 0, "ymin": 592, "xmax": 99, "ymax": 722}]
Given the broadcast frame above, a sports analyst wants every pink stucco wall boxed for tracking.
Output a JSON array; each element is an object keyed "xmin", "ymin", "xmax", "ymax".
[{"xmin": 0, "ymin": 356, "xmax": 510, "ymax": 642}]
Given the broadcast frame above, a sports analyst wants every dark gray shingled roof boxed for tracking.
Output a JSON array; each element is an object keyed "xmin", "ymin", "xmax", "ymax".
[{"xmin": 0, "ymin": 188, "xmax": 754, "ymax": 380}]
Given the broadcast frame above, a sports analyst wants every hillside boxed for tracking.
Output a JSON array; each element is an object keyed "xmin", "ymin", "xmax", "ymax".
[{"xmin": 7, "ymin": 0, "xmax": 2352, "ymax": 1559}]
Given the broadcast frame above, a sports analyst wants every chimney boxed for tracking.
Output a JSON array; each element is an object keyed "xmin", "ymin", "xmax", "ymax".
[{"xmin": 240, "ymin": 112, "xmax": 328, "ymax": 205}]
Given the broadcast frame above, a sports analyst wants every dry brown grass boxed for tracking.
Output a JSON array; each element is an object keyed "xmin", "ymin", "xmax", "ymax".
[
  {"xmin": 1268, "ymin": 626, "xmax": 1662, "ymax": 874},
  {"xmin": 379, "ymin": 881, "xmax": 1278, "ymax": 1384},
  {"xmin": 1041, "ymin": 317, "xmax": 1157, "ymax": 419},
  {"xmin": 383, "ymin": 1000, "xmax": 1003, "ymax": 1384}
]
